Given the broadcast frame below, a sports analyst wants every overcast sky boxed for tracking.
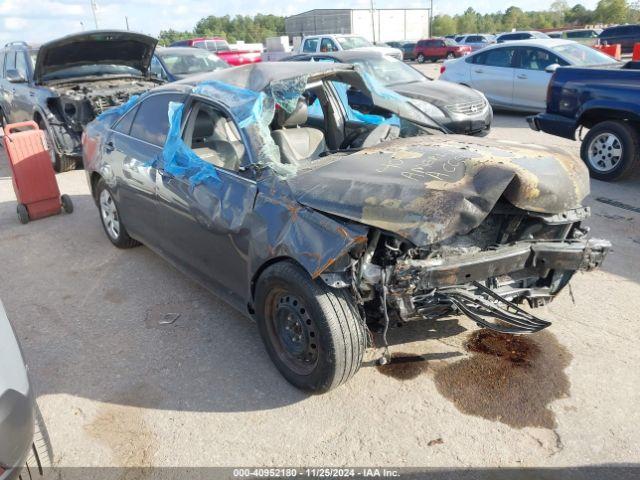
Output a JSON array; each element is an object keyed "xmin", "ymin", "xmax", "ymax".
[{"xmin": 1, "ymin": 0, "xmax": 601, "ymax": 46}]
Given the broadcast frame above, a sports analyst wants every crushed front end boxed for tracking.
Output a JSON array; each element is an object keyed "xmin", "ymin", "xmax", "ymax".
[{"xmin": 356, "ymin": 205, "xmax": 610, "ymax": 334}]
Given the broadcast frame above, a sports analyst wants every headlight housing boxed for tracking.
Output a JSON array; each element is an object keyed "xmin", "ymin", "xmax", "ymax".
[{"xmin": 410, "ymin": 98, "xmax": 447, "ymax": 121}]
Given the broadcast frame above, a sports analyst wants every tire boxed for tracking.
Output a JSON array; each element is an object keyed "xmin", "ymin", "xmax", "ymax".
[
  {"xmin": 60, "ymin": 194, "xmax": 73, "ymax": 214},
  {"xmin": 17, "ymin": 204, "xmax": 29, "ymax": 224},
  {"xmin": 417, "ymin": 53, "xmax": 425, "ymax": 63},
  {"xmin": 95, "ymin": 178, "xmax": 140, "ymax": 248},
  {"xmin": 446, "ymin": 52, "xmax": 455, "ymax": 59},
  {"xmin": 580, "ymin": 121, "xmax": 639, "ymax": 181},
  {"xmin": 255, "ymin": 261, "xmax": 366, "ymax": 393},
  {"xmin": 23, "ymin": 401, "xmax": 54, "ymax": 479},
  {"xmin": 36, "ymin": 119, "xmax": 75, "ymax": 173}
]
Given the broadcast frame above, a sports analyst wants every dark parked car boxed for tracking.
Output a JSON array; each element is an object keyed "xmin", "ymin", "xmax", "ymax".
[
  {"xmin": 0, "ymin": 31, "xmax": 160, "ymax": 172},
  {"xmin": 83, "ymin": 62, "xmax": 610, "ymax": 392},
  {"xmin": 414, "ymin": 38, "xmax": 471, "ymax": 63},
  {"xmin": 285, "ymin": 50, "xmax": 492, "ymax": 136},
  {"xmin": 0, "ymin": 300, "xmax": 52, "ymax": 479},
  {"xmin": 150, "ymin": 47, "xmax": 229, "ymax": 82},
  {"xmin": 386, "ymin": 41, "xmax": 417, "ymax": 60},
  {"xmin": 496, "ymin": 31, "xmax": 551, "ymax": 43},
  {"xmin": 599, "ymin": 24, "xmax": 640, "ymax": 54},
  {"xmin": 529, "ymin": 61, "xmax": 640, "ymax": 181}
]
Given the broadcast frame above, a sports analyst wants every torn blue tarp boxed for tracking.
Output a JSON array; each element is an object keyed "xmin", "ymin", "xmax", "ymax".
[
  {"xmin": 161, "ymin": 101, "xmax": 219, "ymax": 189},
  {"xmin": 332, "ymin": 82, "xmax": 400, "ymax": 126}
]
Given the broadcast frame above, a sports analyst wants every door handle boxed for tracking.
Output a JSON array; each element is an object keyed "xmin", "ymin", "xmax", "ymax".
[
  {"xmin": 104, "ymin": 140, "xmax": 115, "ymax": 152},
  {"xmin": 517, "ymin": 74, "xmax": 528, "ymax": 79}
]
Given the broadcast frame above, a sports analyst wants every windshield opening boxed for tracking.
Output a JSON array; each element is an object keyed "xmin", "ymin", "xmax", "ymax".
[
  {"xmin": 552, "ymin": 43, "xmax": 619, "ymax": 66},
  {"xmin": 159, "ymin": 50, "xmax": 228, "ymax": 75},
  {"xmin": 335, "ymin": 36, "xmax": 373, "ymax": 50}
]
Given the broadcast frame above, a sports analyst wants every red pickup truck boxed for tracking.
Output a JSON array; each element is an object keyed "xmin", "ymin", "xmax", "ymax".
[
  {"xmin": 414, "ymin": 38, "xmax": 472, "ymax": 63},
  {"xmin": 169, "ymin": 37, "xmax": 262, "ymax": 66}
]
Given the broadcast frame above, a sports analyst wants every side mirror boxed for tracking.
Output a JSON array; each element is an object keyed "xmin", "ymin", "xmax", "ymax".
[
  {"xmin": 6, "ymin": 69, "xmax": 27, "ymax": 83},
  {"xmin": 545, "ymin": 63, "xmax": 560, "ymax": 73}
]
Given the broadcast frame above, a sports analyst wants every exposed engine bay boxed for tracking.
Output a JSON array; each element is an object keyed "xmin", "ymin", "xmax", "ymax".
[
  {"xmin": 349, "ymin": 203, "xmax": 610, "ymax": 337},
  {"xmin": 47, "ymin": 78, "xmax": 159, "ymax": 132}
]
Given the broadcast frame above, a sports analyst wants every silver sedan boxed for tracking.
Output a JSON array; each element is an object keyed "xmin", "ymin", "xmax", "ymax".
[{"xmin": 439, "ymin": 39, "xmax": 618, "ymax": 112}]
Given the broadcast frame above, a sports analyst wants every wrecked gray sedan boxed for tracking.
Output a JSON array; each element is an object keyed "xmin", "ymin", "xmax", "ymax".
[{"xmin": 82, "ymin": 62, "xmax": 610, "ymax": 392}]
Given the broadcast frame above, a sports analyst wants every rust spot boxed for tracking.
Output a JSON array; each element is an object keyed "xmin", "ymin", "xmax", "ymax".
[
  {"xmin": 427, "ymin": 438, "xmax": 444, "ymax": 446},
  {"xmin": 434, "ymin": 330, "xmax": 571, "ymax": 429},
  {"xmin": 286, "ymin": 203, "xmax": 301, "ymax": 221},
  {"xmin": 311, "ymin": 257, "xmax": 336, "ymax": 279},
  {"xmin": 336, "ymin": 225, "xmax": 351, "ymax": 239}
]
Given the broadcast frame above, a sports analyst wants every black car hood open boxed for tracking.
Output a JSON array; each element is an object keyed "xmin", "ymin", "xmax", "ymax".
[
  {"xmin": 391, "ymin": 80, "xmax": 481, "ymax": 107},
  {"xmin": 287, "ymin": 135, "xmax": 589, "ymax": 246},
  {"xmin": 34, "ymin": 30, "xmax": 157, "ymax": 84}
]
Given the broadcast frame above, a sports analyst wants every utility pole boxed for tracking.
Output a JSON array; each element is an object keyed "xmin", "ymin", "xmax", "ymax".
[
  {"xmin": 370, "ymin": 0, "xmax": 376, "ymax": 43},
  {"xmin": 90, "ymin": 0, "xmax": 99, "ymax": 29},
  {"xmin": 429, "ymin": 0, "xmax": 433, "ymax": 38},
  {"xmin": 125, "ymin": 16, "xmax": 130, "ymax": 31}
]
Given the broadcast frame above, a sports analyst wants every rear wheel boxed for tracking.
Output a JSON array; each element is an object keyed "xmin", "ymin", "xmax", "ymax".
[
  {"xmin": 61, "ymin": 194, "xmax": 73, "ymax": 214},
  {"xmin": 95, "ymin": 178, "xmax": 140, "ymax": 248},
  {"xmin": 417, "ymin": 53, "xmax": 425, "ymax": 63},
  {"xmin": 255, "ymin": 261, "xmax": 366, "ymax": 393},
  {"xmin": 446, "ymin": 52, "xmax": 455, "ymax": 59},
  {"xmin": 581, "ymin": 121, "xmax": 639, "ymax": 181}
]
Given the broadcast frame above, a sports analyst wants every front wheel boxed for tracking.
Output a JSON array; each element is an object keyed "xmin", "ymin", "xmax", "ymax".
[
  {"xmin": 446, "ymin": 52, "xmax": 455, "ymax": 59},
  {"xmin": 255, "ymin": 261, "xmax": 366, "ymax": 393},
  {"xmin": 417, "ymin": 54, "xmax": 425, "ymax": 63},
  {"xmin": 95, "ymin": 178, "xmax": 140, "ymax": 248},
  {"xmin": 580, "ymin": 121, "xmax": 639, "ymax": 181}
]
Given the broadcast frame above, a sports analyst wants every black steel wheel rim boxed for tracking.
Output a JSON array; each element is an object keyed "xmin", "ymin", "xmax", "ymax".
[{"xmin": 265, "ymin": 289, "xmax": 319, "ymax": 375}]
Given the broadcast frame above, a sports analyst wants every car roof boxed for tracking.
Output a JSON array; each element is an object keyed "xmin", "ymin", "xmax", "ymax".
[
  {"xmin": 478, "ymin": 38, "xmax": 574, "ymax": 49},
  {"xmin": 174, "ymin": 61, "xmax": 353, "ymax": 92}
]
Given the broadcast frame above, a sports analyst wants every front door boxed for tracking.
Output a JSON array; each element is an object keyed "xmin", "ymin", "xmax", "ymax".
[
  {"xmin": 512, "ymin": 47, "xmax": 565, "ymax": 111},
  {"xmin": 156, "ymin": 99, "xmax": 258, "ymax": 301}
]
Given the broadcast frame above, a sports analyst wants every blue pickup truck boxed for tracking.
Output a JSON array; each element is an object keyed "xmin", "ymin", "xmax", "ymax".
[{"xmin": 528, "ymin": 61, "xmax": 640, "ymax": 181}]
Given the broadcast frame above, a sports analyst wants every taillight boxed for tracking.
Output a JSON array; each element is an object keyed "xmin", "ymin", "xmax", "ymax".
[
  {"xmin": 440, "ymin": 65, "xmax": 446, "ymax": 75},
  {"xmin": 546, "ymin": 71, "xmax": 556, "ymax": 108}
]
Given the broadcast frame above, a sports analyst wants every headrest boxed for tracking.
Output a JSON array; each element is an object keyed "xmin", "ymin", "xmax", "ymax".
[
  {"xmin": 193, "ymin": 109, "xmax": 214, "ymax": 139},
  {"xmin": 275, "ymin": 98, "xmax": 308, "ymax": 128}
]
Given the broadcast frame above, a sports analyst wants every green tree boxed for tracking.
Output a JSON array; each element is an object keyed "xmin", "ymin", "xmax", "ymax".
[
  {"xmin": 457, "ymin": 7, "xmax": 480, "ymax": 33},
  {"xmin": 566, "ymin": 4, "xmax": 593, "ymax": 24},
  {"xmin": 594, "ymin": 0, "xmax": 629, "ymax": 23},
  {"xmin": 502, "ymin": 6, "xmax": 525, "ymax": 30},
  {"xmin": 432, "ymin": 15, "xmax": 457, "ymax": 36}
]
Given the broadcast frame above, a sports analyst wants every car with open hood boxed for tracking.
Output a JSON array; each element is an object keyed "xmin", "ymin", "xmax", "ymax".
[
  {"xmin": 285, "ymin": 50, "xmax": 492, "ymax": 136},
  {"xmin": 82, "ymin": 62, "xmax": 610, "ymax": 393},
  {"xmin": 0, "ymin": 31, "xmax": 161, "ymax": 172}
]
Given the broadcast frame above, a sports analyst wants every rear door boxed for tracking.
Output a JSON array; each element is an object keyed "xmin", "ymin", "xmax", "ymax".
[
  {"xmin": 512, "ymin": 47, "xmax": 566, "ymax": 111},
  {"xmin": 107, "ymin": 92, "xmax": 186, "ymax": 245},
  {"xmin": 469, "ymin": 46, "xmax": 516, "ymax": 107}
]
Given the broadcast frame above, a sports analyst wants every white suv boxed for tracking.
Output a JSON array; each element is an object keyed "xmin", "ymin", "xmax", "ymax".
[{"xmin": 299, "ymin": 34, "xmax": 403, "ymax": 60}]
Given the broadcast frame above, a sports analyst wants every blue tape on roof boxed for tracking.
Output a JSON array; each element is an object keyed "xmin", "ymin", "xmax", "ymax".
[{"xmin": 162, "ymin": 101, "xmax": 219, "ymax": 189}]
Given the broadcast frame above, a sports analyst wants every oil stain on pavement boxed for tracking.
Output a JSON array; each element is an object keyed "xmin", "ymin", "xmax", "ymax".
[{"xmin": 377, "ymin": 329, "xmax": 571, "ymax": 429}]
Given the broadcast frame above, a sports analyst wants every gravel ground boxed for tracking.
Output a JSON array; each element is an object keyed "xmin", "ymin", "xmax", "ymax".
[{"xmin": 0, "ymin": 65, "xmax": 638, "ymax": 476}]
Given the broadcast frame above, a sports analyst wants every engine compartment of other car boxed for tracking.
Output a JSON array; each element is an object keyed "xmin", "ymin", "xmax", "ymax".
[{"xmin": 47, "ymin": 78, "xmax": 159, "ymax": 132}]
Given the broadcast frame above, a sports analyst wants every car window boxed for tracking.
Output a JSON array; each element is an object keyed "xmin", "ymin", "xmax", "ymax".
[
  {"xmin": 185, "ymin": 102, "xmax": 246, "ymax": 172},
  {"xmin": 552, "ymin": 43, "xmax": 617, "ymax": 66},
  {"xmin": 113, "ymin": 104, "xmax": 139, "ymax": 135},
  {"xmin": 517, "ymin": 47, "xmax": 565, "ymax": 70},
  {"xmin": 303, "ymin": 38, "xmax": 319, "ymax": 53},
  {"xmin": 5, "ymin": 51, "xmax": 16, "ymax": 72},
  {"xmin": 130, "ymin": 93, "xmax": 186, "ymax": 146},
  {"xmin": 320, "ymin": 38, "xmax": 338, "ymax": 52},
  {"xmin": 476, "ymin": 47, "xmax": 515, "ymax": 67},
  {"xmin": 312, "ymin": 56, "xmax": 337, "ymax": 63},
  {"xmin": 467, "ymin": 36, "xmax": 484, "ymax": 43}
]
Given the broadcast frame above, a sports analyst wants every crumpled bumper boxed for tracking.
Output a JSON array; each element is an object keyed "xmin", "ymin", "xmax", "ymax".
[{"xmin": 394, "ymin": 238, "xmax": 612, "ymax": 291}]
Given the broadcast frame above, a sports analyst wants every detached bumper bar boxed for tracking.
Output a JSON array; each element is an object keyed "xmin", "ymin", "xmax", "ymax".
[{"xmin": 395, "ymin": 238, "xmax": 611, "ymax": 290}]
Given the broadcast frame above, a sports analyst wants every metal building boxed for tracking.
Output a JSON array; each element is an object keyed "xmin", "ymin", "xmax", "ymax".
[{"xmin": 285, "ymin": 8, "xmax": 430, "ymax": 43}]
